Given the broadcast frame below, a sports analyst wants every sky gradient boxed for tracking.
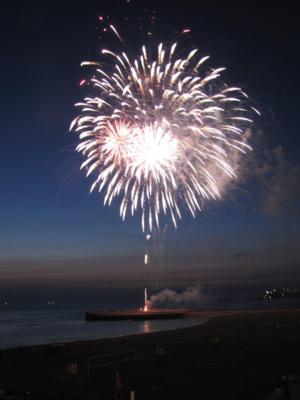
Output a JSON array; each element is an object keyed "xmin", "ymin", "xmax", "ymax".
[{"xmin": 1, "ymin": 1, "xmax": 300, "ymax": 291}]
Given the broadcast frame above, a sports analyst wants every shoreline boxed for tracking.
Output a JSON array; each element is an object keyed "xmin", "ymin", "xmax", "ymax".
[
  {"xmin": 0, "ymin": 307, "xmax": 297, "ymax": 353},
  {"xmin": 0, "ymin": 307, "xmax": 298, "ymax": 352},
  {"xmin": 0, "ymin": 307, "xmax": 289, "ymax": 352},
  {"xmin": 1, "ymin": 308, "xmax": 299, "ymax": 399}
]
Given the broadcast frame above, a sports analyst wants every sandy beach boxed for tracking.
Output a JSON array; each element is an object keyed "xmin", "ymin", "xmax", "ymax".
[{"xmin": 0, "ymin": 309, "xmax": 299, "ymax": 399}]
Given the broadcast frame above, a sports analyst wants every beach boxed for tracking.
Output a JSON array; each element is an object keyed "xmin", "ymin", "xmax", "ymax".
[{"xmin": 0, "ymin": 309, "xmax": 299, "ymax": 399}]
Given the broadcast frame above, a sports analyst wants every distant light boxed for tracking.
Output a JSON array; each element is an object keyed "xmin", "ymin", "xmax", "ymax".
[
  {"xmin": 98, "ymin": 16, "xmax": 104, "ymax": 21},
  {"xmin": 79, "ymin": 79, "xmax": 86, "ymax": 86},
  {"xmin": 181, "ymin": 28, "xmax": 191, "ymax": 34}
]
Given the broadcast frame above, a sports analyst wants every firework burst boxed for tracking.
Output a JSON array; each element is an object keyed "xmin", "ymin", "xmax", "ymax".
[{"xmin": 71, "ymin": 30, "xmax": 258, "ymax": 231}]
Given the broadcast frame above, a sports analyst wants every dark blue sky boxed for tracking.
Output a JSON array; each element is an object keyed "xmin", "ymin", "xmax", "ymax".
[{"xmin": 1, "ymin": 0, "xmax": 300, "ymax": 290}]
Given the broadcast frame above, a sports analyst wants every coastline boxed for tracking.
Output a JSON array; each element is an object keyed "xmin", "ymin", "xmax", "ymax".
[
  {"xmin": 1, "ymin": 307, "xmax": 295, "ymax": 352},
  {"xmin": 1, "ymin": 308, "xmax": 299, "ymax": 399},
  {"xmin": 0, "ymin": 307, "xmax": 289, "ymax": 352}
]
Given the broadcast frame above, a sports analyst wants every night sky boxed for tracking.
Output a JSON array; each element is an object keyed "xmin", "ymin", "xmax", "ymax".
[{"xmin": 1, "ymin": 0, "xmax": 300, "ymax": 294}]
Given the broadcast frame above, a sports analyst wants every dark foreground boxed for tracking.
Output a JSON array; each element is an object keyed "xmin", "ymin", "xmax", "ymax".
[{"xmin": 0, "ymin": 309, "xmax": 299, "ymax": 399}]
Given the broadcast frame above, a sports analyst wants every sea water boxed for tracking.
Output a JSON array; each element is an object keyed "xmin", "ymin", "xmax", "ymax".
[
  {"xmin": 0, "ymin": 305, "xmax": 208, "ymax": 349},
  {"xmin": 0, "ymin": 286, "xmax": 299, "ymax": 349}
]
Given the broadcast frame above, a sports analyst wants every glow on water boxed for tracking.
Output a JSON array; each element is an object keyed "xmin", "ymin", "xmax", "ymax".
[{"xmin": 0, "ymin": 306, "xmax": 206, "ymax": 349}]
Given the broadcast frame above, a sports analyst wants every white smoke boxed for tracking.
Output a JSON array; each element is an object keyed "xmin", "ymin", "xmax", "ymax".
[
  {"xmin": 237, "ymin": 130, "xmax": 300, "ymax": 216},
  {"xmin": 150, "ymin": 286, "xmax": 205, "ymax": 308}
]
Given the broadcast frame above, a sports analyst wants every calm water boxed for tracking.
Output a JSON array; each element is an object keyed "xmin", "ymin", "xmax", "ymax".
[
  {"xmin": 0, "ymin": 286, "xmax": 299, "ymax": 349},
  {"xmin": 0, "ymin": 306, "xmax": 207, "ymax": 349}
]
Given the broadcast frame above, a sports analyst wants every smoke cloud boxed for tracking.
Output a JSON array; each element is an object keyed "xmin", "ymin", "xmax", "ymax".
[
  {"xmin": 231, "ymin": 130, "xmax": 300, "ymax": 216},
  {"xmin": 150, "ymin": 286, "xmax": 205, "ymax": 308},
  {"xmin": 254, "ymin": 145, "xmax": 300, "ymax": 215}
]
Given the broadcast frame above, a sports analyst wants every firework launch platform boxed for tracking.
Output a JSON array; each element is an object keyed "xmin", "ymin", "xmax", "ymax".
[{"xmin": 85, "ymin": 309, "xmax": 188, "ymax": 321}]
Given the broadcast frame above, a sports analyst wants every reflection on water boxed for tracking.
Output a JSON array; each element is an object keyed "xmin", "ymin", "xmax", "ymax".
[
  {"xmin": 0, "ymin": 307, "xmax": 205, "ymax": 349},
  {"xmin": 143, "ymin": 321, "xmax": 151, "ymax": 333}
]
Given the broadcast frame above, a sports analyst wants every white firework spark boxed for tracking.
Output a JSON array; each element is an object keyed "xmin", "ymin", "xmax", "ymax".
[{"xmin": 71, "ymin": 37, "xmax": 258, "ymax": 231}]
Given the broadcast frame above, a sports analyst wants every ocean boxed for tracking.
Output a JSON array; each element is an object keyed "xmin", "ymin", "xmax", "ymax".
[{"xmin": 1, "ymin": 286, "xmax": 299, "ymax": 349}]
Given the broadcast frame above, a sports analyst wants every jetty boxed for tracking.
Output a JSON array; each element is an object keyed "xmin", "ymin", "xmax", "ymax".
[{"xmin": 85, "ymin": 309, "xmax": 188, "ymax": 321}]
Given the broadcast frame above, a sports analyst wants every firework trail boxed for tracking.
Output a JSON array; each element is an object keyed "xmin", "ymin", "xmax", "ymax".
[{"xmin": 71, "ymin": 25, "xmax": 259, "ymax": 231}]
